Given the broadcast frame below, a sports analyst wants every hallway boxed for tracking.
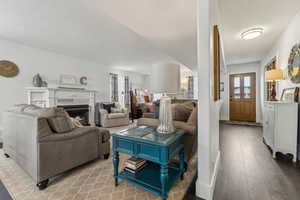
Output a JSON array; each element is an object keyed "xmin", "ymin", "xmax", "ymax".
[{"xmin": 213, "ymin": 124, "xmax": 300, "ymax": 200}]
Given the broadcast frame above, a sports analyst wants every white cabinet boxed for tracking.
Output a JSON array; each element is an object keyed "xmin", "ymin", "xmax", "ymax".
[{"xmin": 263, "ymin": 101, "xmax": 298, "ymax": 162}]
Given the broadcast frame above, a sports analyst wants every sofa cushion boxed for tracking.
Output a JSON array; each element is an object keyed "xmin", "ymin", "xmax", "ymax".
[
  {"xmin": 187, "ymin": 106, "xmax": 197, "ymax": 125},
  {"xmin": 103, "ymin": 103, "xmax": 115, "ymax": 113},
  {"xmin": 107, "ymin": 113, "xmax": 127, "ymax": 119},
  {"xmin": 111, "ymin": 107, "xmax": 123, "ymax": 113},
  {"xmin": 171, "ymin": 104, "xmax": 192, "ymax": 122}
]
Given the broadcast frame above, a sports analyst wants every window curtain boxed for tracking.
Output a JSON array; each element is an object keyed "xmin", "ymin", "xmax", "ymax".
[
  {"xmin": 188, "ymin": 76, "xmax": 194, "ymax": 98},
  {"xmin": 124, "ymin": 76, "xmax": 130, "ymax": 108},
  {"xmin": 110, "ymin": 73, "xmax": 118, "ymax": 102}
]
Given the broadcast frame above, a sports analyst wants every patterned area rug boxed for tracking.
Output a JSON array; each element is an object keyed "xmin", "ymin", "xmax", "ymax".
[{"xmin": 0, "ymin": 123, "xmax": 197, "ymax": 200}]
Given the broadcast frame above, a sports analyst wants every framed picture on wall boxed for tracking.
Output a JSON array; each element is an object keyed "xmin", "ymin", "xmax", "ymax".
[
  {"xmin": 213, "ymin": 25, "xmax": 221, "ymax": 101},
  {"xmin": 59, "ymin": 74, "xmax": 83, "ymax": 89},
  {"xmin": 280, "ymin": 87, "xmax": 299, "ymax": 102}
]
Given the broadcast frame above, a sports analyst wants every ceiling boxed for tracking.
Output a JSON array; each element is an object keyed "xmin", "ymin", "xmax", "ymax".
[
  {"xmin": 0, "ymin": 0, "xmax": 197, "ymax": 74},
  {"xmin": 219, "ymin": 0, "xmax": 300, "ymax": 64},
  {"xmin": 96, "ymin": 0, "xmax": 197, "ymax": 69}
]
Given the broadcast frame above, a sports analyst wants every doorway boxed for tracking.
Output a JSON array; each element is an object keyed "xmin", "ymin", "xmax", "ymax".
[{"xmin": 229, "ymin": 72, "xmax": 256, "ymax": 122}]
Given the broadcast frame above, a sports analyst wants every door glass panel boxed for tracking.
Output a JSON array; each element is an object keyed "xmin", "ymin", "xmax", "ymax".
[
  {"xmin": 244, "ymin": 76, "xmax": 251, "ymax": 99},
  {"xmin": 234, "ymin": 77, "xmax": 241, "ymax": 99}
]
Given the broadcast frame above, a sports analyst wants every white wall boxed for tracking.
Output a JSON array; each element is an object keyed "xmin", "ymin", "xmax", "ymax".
[
  {"xmin": 220, "ymin": 61, "xmax": 262, "ymax": 122},
  {"xmin": 0, "ymin": 38, "xmax": 148, "ymax": 123},
  {"xmin": 196, "ymin": 0, "xmax": 223, "ymax": 199},
  {"xmin": 261, "ymin": 9, "xmax": 300, "ymax": 105}
]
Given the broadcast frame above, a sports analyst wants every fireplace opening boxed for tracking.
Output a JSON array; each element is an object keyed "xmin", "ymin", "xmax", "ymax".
[{"xmin": 58, "ymin": 105, "xmax": 90, "ymax": 126}]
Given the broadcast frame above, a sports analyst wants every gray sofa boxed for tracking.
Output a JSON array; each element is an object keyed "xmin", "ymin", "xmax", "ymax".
[
  {"xmin": 2, "ymin": 105, "xmax": 110, "ymax": 190},
  {"xmin": 138, "ymin": 100, "xmax": 198, "ymax": 163},
  {"xmin": 95, "ymin": 102, "xmax": 129, "ymax": 128}
]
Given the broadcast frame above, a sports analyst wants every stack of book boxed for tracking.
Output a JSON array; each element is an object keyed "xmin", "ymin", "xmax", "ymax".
[{"xmin": 124, "ymin": 157, "xmax": 147, "ymax": 174}]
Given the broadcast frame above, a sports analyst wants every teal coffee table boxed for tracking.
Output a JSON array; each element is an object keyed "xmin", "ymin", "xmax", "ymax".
[{"xmin": 112, "ymin": 126, "xmax": 185, "ymax": 200}]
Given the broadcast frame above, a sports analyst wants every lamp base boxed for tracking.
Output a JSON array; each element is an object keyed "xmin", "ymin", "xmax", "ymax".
[
  {"xmin": 270, "ymin": 83, "xmax": 278, "ymax": 101},
  {"xmin": 156, "ymin": 95, "xmax": 175, "ymax": 134},
  {"xmin": 270, "ymin": 96, "xmax": 278, "ymax": 101}
]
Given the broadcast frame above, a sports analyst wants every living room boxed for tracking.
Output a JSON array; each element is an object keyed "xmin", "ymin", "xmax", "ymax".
[
  {"xmin": 7, "ymin": 0, "xmax": 300, "ymax": 200},
  {"xmin": 0, "ymin": 1, "xmax": 202, "ymax": 200}
]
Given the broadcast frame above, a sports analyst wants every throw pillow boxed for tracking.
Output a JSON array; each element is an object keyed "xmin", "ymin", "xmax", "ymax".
[
  {"xmin": 111, "ymin": 107, "xmax": 123, "ymax": 113},
  {"xmin": 187, "ymin": 106, "xmax": 197, "ymax": 125},
  {"xmin": 147, "ymin": 103, "xmax": 156, "ymax": 113},
  {"xmin": 48, "ymin": 116, "xmax": 75, "ymax": 133},
  {"xmin": 103, "ymin": 103, "xmax": 115, "ymax": 113},
  {"xmin": 182, "ymin": 101, "xmax": 197, "ymax": 111},
  {"xmin": 171, "ymin": 103, "xmax": 193, "ymax": 122},
  {"xmin": 114, "ymin": 102, "xmax": 122, "ymax": 109}
]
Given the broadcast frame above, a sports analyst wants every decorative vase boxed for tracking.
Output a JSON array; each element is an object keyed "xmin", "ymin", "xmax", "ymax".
[
  {"xmin": 32, "ymin": 73, "xmax": 43, "ymax": 87},
  {"xmin": 157, "ymin": 95, "xmax": 175, "ymax": 134}
]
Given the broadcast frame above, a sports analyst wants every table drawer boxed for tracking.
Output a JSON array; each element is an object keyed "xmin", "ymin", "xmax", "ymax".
[
  {"xmin": 136, "ymin": 143, "xmax": 161, "ymax": 162},
  {"xmin": 115, "ymin": 138, "xmax": 135, "ymax": 154}
]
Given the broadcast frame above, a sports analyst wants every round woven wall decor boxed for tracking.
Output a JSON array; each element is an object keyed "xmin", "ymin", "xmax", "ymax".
[{"xmin": 0, "ymin": 60, "xmax": 19, "ymax": 77}]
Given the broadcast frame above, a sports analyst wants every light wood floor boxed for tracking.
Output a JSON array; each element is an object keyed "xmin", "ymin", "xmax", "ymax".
[{"xmin": 184, "ymin": 123, "xmax": 300, "ymax": 200}]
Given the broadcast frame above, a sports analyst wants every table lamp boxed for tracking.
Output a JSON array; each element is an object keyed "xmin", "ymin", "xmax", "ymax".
[
  {"xmin": 151, "ymin": 63, "xmax": 180, "ymax": 134},
  {"xmin": 265, "ymin": 69, "xmax": 284, "ymax": 101}
]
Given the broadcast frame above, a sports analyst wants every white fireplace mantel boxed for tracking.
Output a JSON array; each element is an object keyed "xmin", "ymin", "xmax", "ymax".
[{"xmin": 26, "ymin": 87, "xmax": 96, "ymax": 125}]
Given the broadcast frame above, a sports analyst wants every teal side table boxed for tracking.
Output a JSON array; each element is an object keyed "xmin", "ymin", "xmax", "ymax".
[{"xmin": 112, "ymin": 126, "xmax": 185, "ymax": 200}]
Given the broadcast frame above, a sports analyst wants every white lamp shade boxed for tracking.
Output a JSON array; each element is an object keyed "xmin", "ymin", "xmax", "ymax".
[{"xmin": 150, "ymin": 63, "xmax": 180, "ymax": 94}]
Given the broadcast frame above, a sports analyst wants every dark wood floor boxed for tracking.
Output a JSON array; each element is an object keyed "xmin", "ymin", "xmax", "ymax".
[
  {"xmin": 184, "ymin": 123, "xmax": 300, "ymax": 200},
  {"xmin": 0, "ymin": 180, "xmax": 12, "ymax": 200}
]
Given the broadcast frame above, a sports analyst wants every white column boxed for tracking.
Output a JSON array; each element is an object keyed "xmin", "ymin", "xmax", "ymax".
[
  {"xmin": 196, "ymin": 0, "xmax": 213, "ymax": 199},
  {"xmin": 196, "ymin": 0, "xmax": 222, "ymax": 199}
]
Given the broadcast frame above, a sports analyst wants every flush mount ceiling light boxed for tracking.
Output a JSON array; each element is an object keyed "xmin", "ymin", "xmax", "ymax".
[{"xmin": 241, "ymin": 28, "xmax": 264, "ymax": 40}]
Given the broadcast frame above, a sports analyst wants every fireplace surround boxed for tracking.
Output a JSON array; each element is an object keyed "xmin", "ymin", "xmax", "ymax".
[{"xmin": 26, "ymin": 87, "xmax": 96, "ymax": 125}]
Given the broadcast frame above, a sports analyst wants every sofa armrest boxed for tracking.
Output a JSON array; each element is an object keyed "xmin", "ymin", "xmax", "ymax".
[
  {"xmin": 2, "ymin": 111, "xmax": 53, "ymax": 182},
  {"xmin": 100, "ymin": 109, "xmax": 108, "ymax": 117}
]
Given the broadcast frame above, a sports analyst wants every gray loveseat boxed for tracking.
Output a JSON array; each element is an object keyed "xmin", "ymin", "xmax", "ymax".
[{"xmin": 2, "ymin": 105, "xmax": 110, "ymax": 190}]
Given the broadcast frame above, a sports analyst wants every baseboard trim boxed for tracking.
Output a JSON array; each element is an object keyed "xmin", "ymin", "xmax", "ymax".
[{"xmin": 196, "ymin": 151, "xmax": 220, "ymax": 200}]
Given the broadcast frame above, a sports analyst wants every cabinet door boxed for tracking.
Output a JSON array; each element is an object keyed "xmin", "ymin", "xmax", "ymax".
[
  {"xmin": 267, "ymin": 107, "xmax": 275, "ymax": 148},
  {"xmin": 263, "ymin": 108, "xmax": 269, "ymax": 142},
  {"xmin": 275, "ymin": 104, "xmax": 298, "ymax": 156},
  {"xmin": 263, "ymin": 104, "xmax": 275, "ymax": 148}
]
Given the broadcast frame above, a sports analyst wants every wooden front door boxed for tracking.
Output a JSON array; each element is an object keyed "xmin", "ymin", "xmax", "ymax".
[{"xmin": 230, "ymin": 73, "xmax": 256, "ymax": 122}]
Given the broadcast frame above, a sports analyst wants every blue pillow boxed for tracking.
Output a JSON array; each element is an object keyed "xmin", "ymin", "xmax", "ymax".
[{"xmin": 103, "ymin": 103, "xmax": 115, "ymax": 113}]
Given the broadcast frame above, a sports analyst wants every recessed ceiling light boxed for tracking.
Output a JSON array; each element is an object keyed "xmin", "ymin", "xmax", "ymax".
[{"xmin": 241, "ymin": 28, "xmax": 264, "ymax": 40}]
